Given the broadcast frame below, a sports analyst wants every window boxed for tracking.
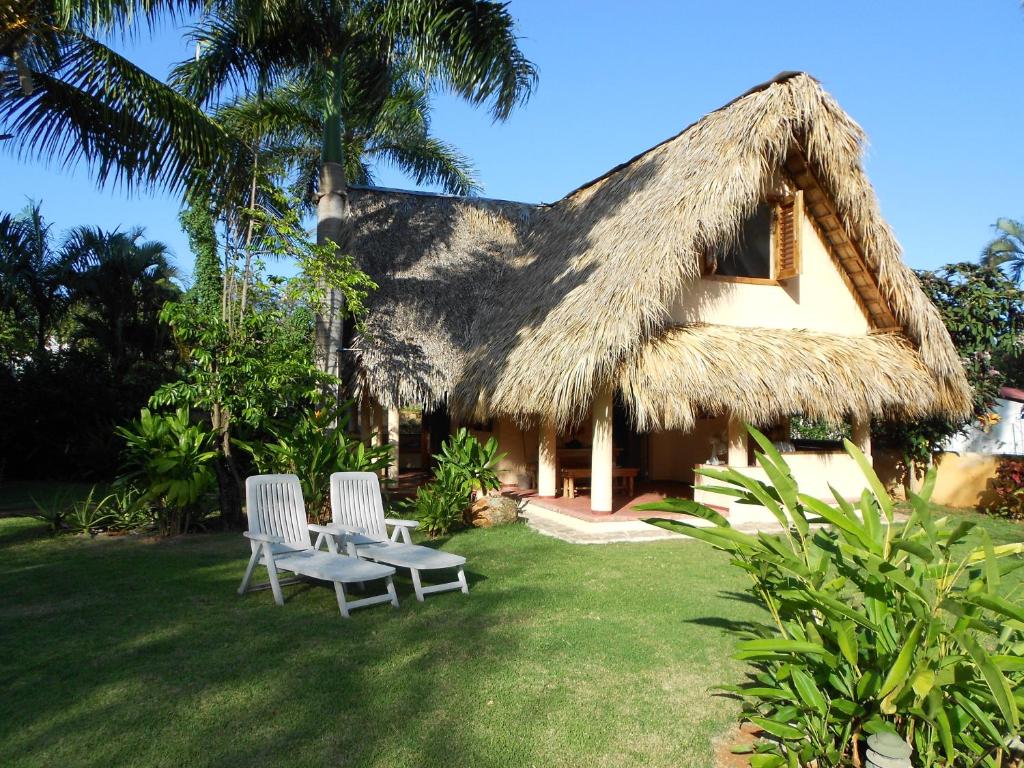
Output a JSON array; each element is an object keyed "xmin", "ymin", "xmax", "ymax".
[
  {"xmin": 706, "ymin": 191, "xmax": 803, "ymax": 282},
  {"xmin": 714, "ymin": 202, "xmax": 773, "ymax": 279}
]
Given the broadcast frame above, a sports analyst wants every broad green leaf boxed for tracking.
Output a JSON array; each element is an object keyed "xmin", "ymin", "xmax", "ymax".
[
  {"xmin": 878, "ymin": 622, "xmax": 921, "ymax": 700},
  {"xmin": 791, "ymin": 668, "xmax": 828, "ymax": 716},
  {"xmin": 749, "ymin": 716, "xmax": 805, "ymax": 741},
  {"xmin": 749, "ymin": 755, "xmax": 786, "ymax": 768},
  {"xmin": 952, "ymin": 690, "xmax": 1005, "ymax": 745},
  {"xmin": 968, "ymin": 593, "xmax": 1024, "ymax": 625},
  {"xmin": 736, "ymin": 639, "xmax": 830, "ymax": 656},
  {"xmin": 833, "ymin": 620, "xmax": 859, "ymax": 668},
  {"xmin": 891, "ymin": 540, "xmax": 935, "ymax": 563},
  {"xmin": 954, "ymin": 632, "xmax": 1019, "ymax": 729},
  {"xmin": 636, "ymin": 498, "xmax": 729, "ymax": 527},
  {"xmin": 844, "ymin": 438, "xmax": 894, "ymax": 521}
]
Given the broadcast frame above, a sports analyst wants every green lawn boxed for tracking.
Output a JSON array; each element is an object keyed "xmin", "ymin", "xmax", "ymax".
[
  {"xmin": 3, "ymin": 505, "xmax": 1022, "ymax": 768},
  {"xmin": 0, "ymin": 517, "xmax": 755, "ymax": 768}
]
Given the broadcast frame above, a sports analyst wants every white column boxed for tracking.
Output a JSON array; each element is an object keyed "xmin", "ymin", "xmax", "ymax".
[
  {"xmin": 591, "ymin": 387, "xmax": 614, "ymax": 513},
  {"xmin": 538, "ymin": 420, "xmax": 558, "ymax": 497},
  {"xmin": 387, "ymin": 405, "xmax": 401, "ymax": 479},
  {"xmin": 727, "ymin": 415, "xmax": 749, "ymax": 467},
  {"xmin": 851, "ymin": 415, "xmax": 872, "ymax": 457}
]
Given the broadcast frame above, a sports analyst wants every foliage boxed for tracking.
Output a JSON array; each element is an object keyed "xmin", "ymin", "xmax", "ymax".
[
  {"xmin": 399, "ymin": 429, "xmax": 505, "ymax": 536},
  {"xmin": 1, "ymin": 0, "xmax": 240, "ymax": 196},
  {"xmin": 877, "ymin": 263, "xmax": 1024, "ymax": 468},
  {"xmin": 0, "ymin": 203, "xmax": 182, "ymax": 479},
  {"xmin": 982, "ymin": 459, "xmax": 1024, "ymax": 521},
  {"xmin": 983, "ymin": 218, "xmax": 1024, "ymax": 284},
  {"xmin": 115, "ymin": 408, "xmax": 217, "ymax": 535},
  {"xmin": 641, "ymin": 426, "xmax": 1024, "ymax": 768},
  {"xmin": 238, "ymin": 402, "xmax": 391, "ymax": 522},
  {"xmin": 433, "ymin": 427, "xmax": 505, "ymax": 497},
  {"xmin": 30, "ymin": 483, "xmax": 150, "ymax": 535},
  {"xmin": 790, "ymin": 416, "xmax": 850, "ymax": 442}
]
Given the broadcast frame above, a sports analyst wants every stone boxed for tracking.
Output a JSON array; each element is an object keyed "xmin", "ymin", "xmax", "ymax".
[
  {"xmin": 866, "ymin": 732, "xmax": 912, "ymax": 760},
  {"xmin": 467, "ymin": 495, "xmax": 520, "ymax": 527}
]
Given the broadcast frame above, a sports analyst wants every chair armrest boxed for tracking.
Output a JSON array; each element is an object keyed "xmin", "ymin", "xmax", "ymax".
[
  {"xmin": 243, "ymin": 531, "xmax": 284, "ymax": 544},
  {"xmin": 384, "ymin": 517, "xmax": 418, "ymax": 543},
  {"xmin": 384, "ymin": 518, "xmax": 419, "ymax": 530},
  {"xmin": 308, "ymin": 522, "xmax": 361, "ymax": 537}
]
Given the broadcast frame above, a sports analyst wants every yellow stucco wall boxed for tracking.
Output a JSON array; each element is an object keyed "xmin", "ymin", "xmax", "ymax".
[
  {"xmin": 648, "ymin": 416, "xmax": 727, "ymax": 483},
  {"xmin": 670, "ymin": 206, "xmax": 871, "ymax": 334},
  {"xmin": 930, "ymin": 452, "xmax": 1001, "ymax": 509}
]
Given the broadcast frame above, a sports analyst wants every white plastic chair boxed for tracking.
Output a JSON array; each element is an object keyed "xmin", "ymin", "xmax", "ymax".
[
  {"xmin": 323, "ymin": 472, "xmax": 469, "ymax": 602},
  {"xmin": 239, "ymin": 474, "xmax": 399, "ymax": 618}
]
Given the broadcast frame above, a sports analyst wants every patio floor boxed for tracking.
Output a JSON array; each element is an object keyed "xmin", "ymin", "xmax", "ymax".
[{"xmin": 509, "ymin": 481, "xmax": 723, "ymax": 522}]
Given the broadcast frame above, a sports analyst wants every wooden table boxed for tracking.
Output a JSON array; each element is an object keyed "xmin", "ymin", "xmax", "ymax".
[{"xmin": 561, "ymin": 467, "xmax": 639, "ymax": 498}]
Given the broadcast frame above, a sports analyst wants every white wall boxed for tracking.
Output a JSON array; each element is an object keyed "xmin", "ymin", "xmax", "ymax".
[
  {"xmin": 943, "ymin": 398, "xmax": 1024, "ymax": 457},
  {"xmin": 670, "ymin": 206, "xmax": 871, "ymax": 335}
]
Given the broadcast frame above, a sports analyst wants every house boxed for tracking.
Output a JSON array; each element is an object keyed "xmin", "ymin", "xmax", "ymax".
[{"xmin": 343, "ymin": 72, "xmax": 971, "ymax": 515}]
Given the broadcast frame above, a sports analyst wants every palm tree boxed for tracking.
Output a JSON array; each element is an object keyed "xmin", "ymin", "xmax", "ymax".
[
  {"xmin": 0, "ymin": 201, "xmax": 75, "ymax": 353},
  {"xmin": 982, "ymin": 218, "xmax": 1024, "ymax": 283},
  {"xmin": 172, "ymin": 0, "xmax": 536, "ymax": 380},
  {"xmin": 215, "ymin": 67, "xmax": 480, "ymax": 205},
  {"xmin": 1, "ymin": 0, "xmax": 237, "ymax": 194}
]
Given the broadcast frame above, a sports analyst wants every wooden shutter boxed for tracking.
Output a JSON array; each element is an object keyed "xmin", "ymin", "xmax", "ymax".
[{"xmin": 774, "ymin": 189, "xmax": 803, "ymax": 281}]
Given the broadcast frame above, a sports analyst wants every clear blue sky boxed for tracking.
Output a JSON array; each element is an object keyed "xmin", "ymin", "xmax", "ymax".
[{"xmin": 2, "ymin": 0, "xmax": 1023, "ymax": 282}]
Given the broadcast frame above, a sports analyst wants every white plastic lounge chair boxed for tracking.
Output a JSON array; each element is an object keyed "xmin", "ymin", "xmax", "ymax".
[
  {"xmin": 239, "ymin": 474, "xmax": 399, "ymax": 618},
  {"xmin": 322, "ymin": 471, "xmax": 469, "ymax": 603}
]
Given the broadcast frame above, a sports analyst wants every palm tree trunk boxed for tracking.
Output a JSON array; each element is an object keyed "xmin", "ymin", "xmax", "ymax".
[{"xmin": 315, "ymin": 54, "xmax": 349, "ymax": 403}]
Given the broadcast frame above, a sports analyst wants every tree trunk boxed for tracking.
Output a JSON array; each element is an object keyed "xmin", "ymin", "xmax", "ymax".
[{"xmin": 212, "ymin": 405, "xmax": 244, "ymax": 528}]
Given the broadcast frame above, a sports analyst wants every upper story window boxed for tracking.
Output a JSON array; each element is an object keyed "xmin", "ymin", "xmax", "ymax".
[
  {"xmin": 714, "ymin": 202, "xmax": 773, "ymax": 279},
  {"xmin": 705, "ymin": 192, "xmax": 803, "ymax": 283}
]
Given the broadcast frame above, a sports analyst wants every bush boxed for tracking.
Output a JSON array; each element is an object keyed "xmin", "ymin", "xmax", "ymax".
[
  {"xmin": 116, "ymin": 408, "xmax": 217, "ymax": 535},
  {"xmin": 237, "ymin": 402, "xmax": 392, "ymax": 522},
  {"xmin": 640, "ymin": 426, "xmax": 1024, "ymax": 768},
  {"xmin": 398, "ymin": 430, "xmax": 507, "ymax": 537},
  {"xmin": 983, "ymin": 459, "xmax": 1024, "ymax": 520},
  {"xmin": 30, "ymin": 484, "xmax": 152, "ymax": 535}
]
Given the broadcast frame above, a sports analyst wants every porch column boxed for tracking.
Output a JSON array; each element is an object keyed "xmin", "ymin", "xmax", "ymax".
[
  {"xmin": 538, "ymin": 420, "xmax": 558, "ymax": 497},
  {"xmin": 370, "ymin": 403, "xmax": 384, "ymax": 448},
  {"xmin": 591, "ymin": 386, "xmax": 614, "ymax": 513},
  {"xmin": 387, "ymin": 405, "xmax": 401, "ymax": 480},
  {"xmin": 727, "ymin": 415, "xmax": 749, "ymax": 467},
  {"xmin": 358, "ymin": 394, "xmax": 371, "ymax": 443},
  {"xmin": 851, "ymin": 415, "xmax": 872, "ymax": 457}
]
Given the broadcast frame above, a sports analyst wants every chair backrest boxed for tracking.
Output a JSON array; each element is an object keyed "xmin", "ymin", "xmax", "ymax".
[
  {"xmin": 330, "ymin": 472, "xmax": 387, "ymax": 539},
  {"xmin": 244, "ymin": 474, "xmax": 311, "ymax": 550}
]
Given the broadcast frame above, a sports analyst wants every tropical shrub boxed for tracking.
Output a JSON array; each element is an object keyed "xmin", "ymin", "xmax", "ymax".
[
  {"xmin": 238, "ymin": 402, "xmax": 391, "ymax": 522},
  {"xmin": 399, "ymin": 466, "xmax": 469, "ymax": 537},
  {"xmin": 30, "ymin": 484, "xmax": 152, "ymax": 535},
  {"xmin": 640, "ymin": 426, "xmax": 1024, "ymax": 768},
  {"xmin": 983, "ymin": 459, "xmax": 1024, "ymax": 520},
  {"xmin": 434, "ymin": 428, "xmax": 505, "ymax": 499},
  {"xmin": 116, "ymin": 408, "xmax": 217, "ymax": 535}
]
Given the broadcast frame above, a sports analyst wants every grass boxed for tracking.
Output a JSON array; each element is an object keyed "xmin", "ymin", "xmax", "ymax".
[
  {"xmin": 3, "ymin": 501, "xmax": 1022, "ymax": 768},
  {"xmin": 0, "ymin": 516, "xmax": 756, "ymax": 768}
]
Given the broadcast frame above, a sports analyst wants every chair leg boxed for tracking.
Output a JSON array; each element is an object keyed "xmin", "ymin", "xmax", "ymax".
[
  {"xmin": 264, "ymin": 547, "xmax": 285, "ymax": 606},
  {"xmin": 334, "ymin": 582, "xmax": 351, "ymax": 619},
  {"xmin": 457, "ymin": 566, "xmax": 469, "ymax": 595},
  {"xmin": 386, "ymin": 576, "xmax": 399, "ymax": 608},
  {"xmin": 411, "ymin": 568, "xmax": 425, "ymax": 602},
  {"xmin": 238, "ymin": 549, "xmax": 260, "ymax": 596}
]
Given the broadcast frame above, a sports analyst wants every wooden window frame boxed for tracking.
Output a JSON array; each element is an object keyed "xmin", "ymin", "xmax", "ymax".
[{"xmin": 702, "ymin": 191, "xmax": 803, "ymax": 285}]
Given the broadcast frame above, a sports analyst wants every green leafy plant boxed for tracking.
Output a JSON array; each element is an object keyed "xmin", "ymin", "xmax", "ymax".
[
  {"xmin": 640, "ymin": 425, "xmax": 1024, "ymax": 768},
  {"xmin": 434, "ymin": 428, "xmax": 505, "ymax": 498},
  {"xmin": 62, "ymin": 488, "xmax": 116, "ymax": 536},
  {"xmin": 237, "ymin": 402, "xmax": 391, "ymax": 522},
  {"xmin": 115, "ymin": 408, "xmax": 217, "ymax": 535},
  {"xmin": 399, "ymin": 466, "xmax": 469, "ymax": 538},
  {"xmin": 983, "ymin": 459, "xmax": 1024, "ymax": 520}
]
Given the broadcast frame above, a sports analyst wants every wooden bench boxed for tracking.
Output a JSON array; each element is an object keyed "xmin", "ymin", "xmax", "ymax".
[{"xmin": 561, "ymin": 467, "xmax": 639, "ymax": 498}]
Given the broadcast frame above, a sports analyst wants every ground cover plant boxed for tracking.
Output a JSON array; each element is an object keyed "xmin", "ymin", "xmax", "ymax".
[{"xmin": 642, "ymin": 428, "xmax": 1024, "ymax": 768}]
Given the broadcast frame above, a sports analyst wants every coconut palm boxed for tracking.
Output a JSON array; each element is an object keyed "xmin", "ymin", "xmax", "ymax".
[
  {"xmin": 1, "ymin": 0, "xmax": 236, "ymax": 194},
  {"xmin": 172, "ymin": 0, "xmax": 536, "ymax": 377},
  {"xmin": 982, "ymin": 217, "xmax": 1024, "ymax": 283}
]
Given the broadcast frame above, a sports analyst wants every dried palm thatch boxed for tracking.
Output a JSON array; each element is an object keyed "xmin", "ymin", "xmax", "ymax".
[
  {"xmin": 619, "ymin": 325, "xmax": 969, "ymax": 433},
  {"xmin": 350, "ymin": 72, "xmax": 971, "ymax": 429},
  {"xmin": 348, "ymin": 188, "xmax": 534, "ymax": 409}
]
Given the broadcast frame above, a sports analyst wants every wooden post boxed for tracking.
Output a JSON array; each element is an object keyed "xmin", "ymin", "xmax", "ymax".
[
  {"xmin": 591, "ymin": 387, "xmax": 614, "ymax": 513},
  {"xmin": 370, "ymin": 404, "xmax": 383, "ymax": 448},
  {"xmin": 852, "ymin": 415, "xmax": 871, "ymax": 457},
  {"xmin": 538, "ymin": 420, "xmax": 558, "ymax": 497},
  {"xmin": 727, "ymin": 415, "xmax": 749, "ymax": 467},
  {"xmin": 387, "ymin": 405, "xmax": 401, "ymax": 480},
  {"xmin": 359, "ymin": 394, "xmax": 371, "ymax": 444}
]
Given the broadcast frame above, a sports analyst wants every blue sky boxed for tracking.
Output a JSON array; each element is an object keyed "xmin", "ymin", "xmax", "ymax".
[{"xmin": 2, "ymin": 0, "xmax": 1023, "ymax": 282}]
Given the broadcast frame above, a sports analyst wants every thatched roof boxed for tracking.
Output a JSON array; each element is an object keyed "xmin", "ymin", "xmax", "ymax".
[{"xmin": 350, "ymin": 72, "xmax": 972, "ymax": 430}]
